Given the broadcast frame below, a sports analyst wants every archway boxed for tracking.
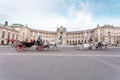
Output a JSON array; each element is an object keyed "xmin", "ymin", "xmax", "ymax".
[{"xmin": 1, "ymin": 40, "xmax": 4, "ymax": 45}]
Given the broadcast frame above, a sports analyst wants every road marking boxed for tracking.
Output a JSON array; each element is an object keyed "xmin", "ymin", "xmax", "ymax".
[
  {"xmin": 91, "ymin": 57, "xmax": 120, "ymax": 71},
  {"xmin": 0, "ymin": 53, "xmax": 120, "ymax": 57}
]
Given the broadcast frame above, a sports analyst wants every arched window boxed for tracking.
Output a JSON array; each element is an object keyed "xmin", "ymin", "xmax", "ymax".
[
  {"xmin": 81, "ymin": 40, "xmax": 83, "ymax": 42},
  {"xmin": 73, "ymin": 41, "xmax": 74, "ymax": 44},
  {"xmin": 75, "ymin": 40, "xmax": 77, "ymax": 43},
  {"xmin": 67, "ymin": 40, "xmax": 69, "ymax": 44},
  {"xmin": 1, "ymin": 40, "xmax": 4, "ymax": 45},
  {"xmin": 70, "ymin": 41, "xmax": 71, "ymax": 44}
]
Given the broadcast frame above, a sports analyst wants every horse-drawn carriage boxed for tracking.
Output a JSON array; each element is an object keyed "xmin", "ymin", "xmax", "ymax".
[
  {"xmin": 76, "ymin": 42, "xmax": 109, "ymax": 50},
  {"xmin": 15, "ymin": 36, "xmax": 62, "ymax": 52}
]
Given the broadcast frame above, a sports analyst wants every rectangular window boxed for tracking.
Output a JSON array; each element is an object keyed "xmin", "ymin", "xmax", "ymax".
[
  {"xmin": 12, "ymin": 33, "xmax": 14, "ymax": 39},
  {"xmin": 2, "ymin": 31, "xmax": 5, "ymax": 39},
  {"xmin": 16, "ymin": 34, "xmax": 18, "ymax": 40}
]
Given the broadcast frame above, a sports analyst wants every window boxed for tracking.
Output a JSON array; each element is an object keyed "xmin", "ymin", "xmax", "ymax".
[
  {"xmin": 67, "ymin": 40, "xmax": 69, "ymax": 44},
  {"xmin": 12, "ymin": 33, "xmax": 14, "ymax": 39},
  {"xmin": 8, "ymin": 32, "xmax": 10, "ymax": 39},
  {"xmin": 16, "ymin": 34, "xmax": 18, "ymax": 40},
  {"xmin": 75, "ymin": 40, "xmax": 77, "ymax": 43},
  {"xmin": 73, "ymin": 41, "xmax": 74, "ymax": 44},
  {"xmin": 23, "ymin": 32, "xmax": 25, "ymax": 35},
  {"xmin": 2, "ymin": 31, "xmax": 5, "ymax": 39},
  {"xmin": 1, "ymin": 40, "xmax": 4, "ymax": 45},
  {"xmin": 7, "ymin": 32, "xmax": 10, "ymax": 44}
]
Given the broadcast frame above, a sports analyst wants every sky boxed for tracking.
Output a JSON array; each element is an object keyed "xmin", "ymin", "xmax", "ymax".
[{"xmin": 0, "ymin": 0, "xmax": 120, "ymax": 31}]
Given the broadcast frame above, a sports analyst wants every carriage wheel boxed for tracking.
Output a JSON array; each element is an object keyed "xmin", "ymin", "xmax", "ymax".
[
  {"xmin": 16, "ymin": 44, "xmax": 24, "ymax": 52},
  {"xmin": 37, "ymin": 46, "xmax": 43, "ymax": 51}
]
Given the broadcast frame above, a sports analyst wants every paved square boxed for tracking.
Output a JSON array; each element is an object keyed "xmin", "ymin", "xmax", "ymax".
[{"xmin": 0, "ymin": 46, "xmax": 120, "ymax": 80}]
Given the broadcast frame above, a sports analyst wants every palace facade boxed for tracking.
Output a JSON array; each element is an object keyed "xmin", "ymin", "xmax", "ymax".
[{"xmin": 0, "ymin": 21, "xmax": 120, "ymax": 45}]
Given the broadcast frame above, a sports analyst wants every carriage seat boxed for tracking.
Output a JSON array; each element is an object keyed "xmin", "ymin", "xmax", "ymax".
[{"xmin": 20, "ymin": 42, "xmax": 34, "ymax": 47}]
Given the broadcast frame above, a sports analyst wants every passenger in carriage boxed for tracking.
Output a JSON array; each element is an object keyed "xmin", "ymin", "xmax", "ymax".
[
  {"xmin": 98, "ymin": 42, "xmax": 101, "ymax": 46},
  {"xmin": 33, "ymin": 39, "xmax": 35, "ymax": 42},
  {"xmin": 30, "ymin": 39, "xmax": 33, "ymax": 43},
  {"xmin": 89, "ymin": 37, "xmax": 93, "ymax": 43},
  {"xmin": 43, "ymin": 40, "xmax": 49, "ymax": 48},
  {"xmin": 97, "ymin": 41, "xmax": 102, "ymax": 49},
  {"xmin": 30, "ymin": 39, "xmax": 35, "ymax": 44},
  {"xmin": 37, "ymin": 36, "xmax": 43, "ymax": 45}
]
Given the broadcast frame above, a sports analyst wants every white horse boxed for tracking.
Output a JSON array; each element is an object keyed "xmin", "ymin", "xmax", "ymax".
[
  {"xmin": 76, "ymin": 41, "xmax": 109, "ymax": 50},
  {"xmin": 76, "ymin": 42, "xmax": 96, "ymax": 50},
  {"xmin": 95, "ymin": 42, "xmax": 109, "ymax": 49},
  {"xmin": 43, "ymin": 39, "xmax": 62, "ymax": 51}
]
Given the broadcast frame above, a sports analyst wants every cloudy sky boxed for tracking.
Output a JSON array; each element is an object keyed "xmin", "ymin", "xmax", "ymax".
[{"xmin": 0, "ymin": 0, "xmax": 120, "ymax": 31}]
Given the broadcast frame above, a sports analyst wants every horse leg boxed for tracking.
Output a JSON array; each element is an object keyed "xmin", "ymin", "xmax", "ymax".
[
  {"xmin": 56, "ymin": 45, "xmax": 58, "ymax": 51},
  {"xmin": 105, "ymin": 45, "xmax": 107, "ymax": 49},
  {"xmin": 100, "ymin": 45, "xmax": 102, "ymax": 49},
  {"xmin": 47, "ymin": 45, "xmax": 50, "ymax": 51},
  {"xmin": 47, "ymin": 47, "xmax": 49, "ymax": 51},
  {"xmin": 53, "ymin": 45, "xmax": 55, "ymax": 50}
]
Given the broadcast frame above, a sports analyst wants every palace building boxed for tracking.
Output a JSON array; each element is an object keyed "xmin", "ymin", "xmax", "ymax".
[{"xmin": 0, "ymin": 21, "xmax": 120, "ymax": 45}]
